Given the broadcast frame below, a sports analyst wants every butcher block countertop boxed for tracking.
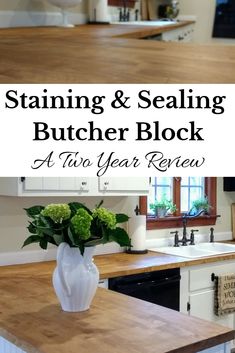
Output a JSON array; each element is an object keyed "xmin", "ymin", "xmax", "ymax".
[
  {"xmin": 95, "ymin": 249, "xmax": 235, "ymax": 279},
  {"xmin": 0, "ymin": 22, "xmax": 235, "ymax": 83},
  {"xmin": 1, "ymin": 249, "xmax": 235, "ymax": 280},
  {"xmin": 0, "ymin": 262, "xmax": 234, "ymax": 353}
]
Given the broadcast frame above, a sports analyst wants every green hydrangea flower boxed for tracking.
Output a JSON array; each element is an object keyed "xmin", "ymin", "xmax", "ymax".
[
  {"xmin": 41, "ymin": 204, "xmax": 71, "ymax": 223},
  {"xmin": 92, "ymin": 207, "xmax": 116, "ymax": 229},
  {"xmin": 71, "ymin": 208, "xmax": 93, "ymax": 240}
]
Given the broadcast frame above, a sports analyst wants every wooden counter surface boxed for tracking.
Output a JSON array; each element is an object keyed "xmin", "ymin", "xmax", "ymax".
[
  {"xmin": 0, "ymin": 264, "xmax": 234, "ymax": 353},
  {"xmin": 95, "ymin": 250, "xmax": 235, "ymax": 279},
  {"xmin": 1, "ymin": 249, "xmax": 235, "ymax": 280},
  {"xmin": 0, "ymin": 22, "xmax": 235, "ymax": 83}
]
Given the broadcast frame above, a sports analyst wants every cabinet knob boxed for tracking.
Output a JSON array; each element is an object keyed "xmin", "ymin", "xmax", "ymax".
[
  {"xmin": 81, "ymin": 182, "xmax": 87, "ymax": 186},
  {"xmin": 103, "ymin": 181, "xmax": 109, "ymax": 189}
]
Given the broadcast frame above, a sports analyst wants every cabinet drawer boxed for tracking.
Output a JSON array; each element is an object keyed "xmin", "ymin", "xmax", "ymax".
[{"xmin": 189, "ymin": 262, "xmax": 235, "ymax": 292}]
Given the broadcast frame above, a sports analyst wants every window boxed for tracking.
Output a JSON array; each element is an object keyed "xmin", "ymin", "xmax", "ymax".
[
  {"xmin": 180, "ymin": 177, "xmax": 205, "ymax": 213},
  {"xmin": 140, "ymin": 177, "xmax": 217, "ymax": 230},
  {"xmin": 148, "ymin": 177, "xmax": 173, "ymax": 215}
]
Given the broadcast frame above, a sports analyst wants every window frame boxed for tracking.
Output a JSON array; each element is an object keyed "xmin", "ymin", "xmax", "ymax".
[
  {"xmin": 139, "ymin": 177, "xmax": 217, "ymax": 230},
  {"xmin": 108, "ymin": 0, "xmax": 136, "ymax": 8}
]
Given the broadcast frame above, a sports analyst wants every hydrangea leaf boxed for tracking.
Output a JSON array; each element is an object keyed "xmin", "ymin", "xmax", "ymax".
[
  {"xmin": 53, "ymin": 234, "xmax": 65, "ymax": 246},
  {"xmin": 24, "ymin": 206, "xmax": 44, "ymax": 219},
  {"xmin": 39, "ymin": 238, "xmax": 48, "ymax": 250},
  {"xmin": 27, "ymin": 222, "xmax": 37, "ymax": 234},
  {"xmin": 22, "ymin": 235, "xmax": 42, "ymax": 248},
  {"xmin": 109, "ymin": 227, "xmax": 131, "ymax": 247},
  {"xmin": 116, "ymin": 214, "xmax": 130, "ymax": 224}
]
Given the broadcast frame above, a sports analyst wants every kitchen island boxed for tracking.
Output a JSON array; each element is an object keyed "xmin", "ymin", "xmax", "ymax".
[
  {"xmin": 0, "ymin": 261, "xmax": 234, "ymax": 353},
  {"xmin": 0, "ymin": 23, "xmax": 235, "ymax": 83},
  {"xmin": 1, "ymin": 252, "xmax": 235, "ymax": 353}
]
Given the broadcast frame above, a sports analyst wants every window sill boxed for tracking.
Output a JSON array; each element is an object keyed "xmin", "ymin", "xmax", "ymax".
[
  {"xmin": 147, "ymin": 215, "xmax": 218, "ymax": 230},
  {"xmin": 108, "ymin": 0, "xmax": 136, "ymax": 7}
]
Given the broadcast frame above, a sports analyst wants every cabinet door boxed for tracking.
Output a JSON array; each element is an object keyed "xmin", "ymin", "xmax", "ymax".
[
  {"xmin": 23, "ymin": 177, "xmax": 90, "ymax": 194},
  {"xmin": 24, "ymin": 177, "xmax": 43, "ymax": 190},
  {"xmin": 0, "ymin": 336, "xmax": 27, "ymax": 353},
  {"xmin": 98, "ymin": 279, "xmax": 108, "ymax": 289},
  {"xmin": 99, "ymin": 177, "xmax": 149, "ymax": 194},
  {"xmin": 189, "ymin": 290, "xmax": 234, "ymax": 328},
  {"xmin": 24, "ymin": 178, "xmax": 59, "ymax": 191},
  {"xmin": 200, "ymin": 343, "xmax": 230, "ymax": 353},
  {"xmin": 162, "ymin": 25, "xmax": 194, "ymax": 42}
]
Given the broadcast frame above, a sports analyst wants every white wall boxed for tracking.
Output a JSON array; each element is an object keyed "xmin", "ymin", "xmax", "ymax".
[{"xmin": 179, "ymin": 0, "xmax": 235, "ymax": 45}]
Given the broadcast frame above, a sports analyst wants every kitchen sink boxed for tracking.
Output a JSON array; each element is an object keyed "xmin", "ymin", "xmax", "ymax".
[
  {"xmin": 111, "ymin": 20, "xmax": 177, "ymax": 26},
  {"xmin": 150, "ymin": 242, "xmax": 235, "ymax": 259},
  {"xmin": 196, "ymin": 242, "xmax": 235, "ymax": 253}
]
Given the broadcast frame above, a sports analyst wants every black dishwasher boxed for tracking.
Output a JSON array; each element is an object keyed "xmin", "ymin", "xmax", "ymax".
[{"xmin": 109, "ymin": 268, "xmax": 180, "ymax": 311}]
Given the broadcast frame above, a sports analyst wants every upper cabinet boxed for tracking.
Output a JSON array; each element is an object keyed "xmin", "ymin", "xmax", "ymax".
[
  {"xmin": 0, "ymin": 177, "xmax": 149, "ymax": 196},
  {"xmin": 223, "ymin": 177, "xmax": 235, "ymax": 192},
  {"xmin": 99, "ymin": 177, "xmax": 149, "ymax": 194}
]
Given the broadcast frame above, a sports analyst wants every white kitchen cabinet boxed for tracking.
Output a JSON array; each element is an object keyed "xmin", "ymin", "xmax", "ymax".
[
  {"xmin": 162, "ymin": 23, "xmax": 195, "ymax": 42},
  {"xmin": 0, "ymin": 177, "xmax": 149, "ymax": 196},
  {"xmin": 0, "ymin": 336, "xmax": 26, "ymax": 353},
  {"xmin": 180, "ymin": 260, "xmax": 235, "ymax": 349},
  {"xmin": 98, "ymin": 177, "xmax": 150, "ymax": 194},
  {"xmin": 189, "ymin": 290, "xmax": 234, "ymax": 329},
  {"xmin": 0, "ymin": 336, "xmax": 230, "ymax": 353},
  {"xmin": 98, "ymin": 279, "xmax": 109, "ymax": 289},
  {"xmin": 200, "ymin": 344, "xmax": 230, "ymax": 353},
  {"xmin": 23, "ymin": 177, "xmax": 90, "ymax": 192}
]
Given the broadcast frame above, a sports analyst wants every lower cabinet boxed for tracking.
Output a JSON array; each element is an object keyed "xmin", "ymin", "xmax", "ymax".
[
  {"xmin": 0, "ymin": 336, "xmax": 230, "ymax": 353},
  {"xmin": 98, "ymin": 279, "xmax": 109, "ymax": 288},
  {"xmin": 200, "ymin": 344, "xmax": 230, "ymax": 353},
  {"xmin": 161, "ymin": 24, "xmax": 195, "ymax": 42},
  {"xmin": 0, "ymin": 336, "xmax": 26, "ymax": 353},
  {"xmin": 189, "ymin": 290, "xmax": 234, "ymax": 329},
  {"xmin": 180, "ymin": 260, "xmax": 235, "ymax": 349}
]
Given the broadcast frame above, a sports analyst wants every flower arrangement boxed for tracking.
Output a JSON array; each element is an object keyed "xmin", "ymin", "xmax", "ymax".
[{"xmin": 23, "ymin": 201, "xmax": 131, "ymax": 254}]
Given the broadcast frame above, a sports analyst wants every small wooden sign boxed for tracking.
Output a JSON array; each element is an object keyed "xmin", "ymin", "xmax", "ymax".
[{"xmin": 232, "ymin": 204, "xmax": 235, "ymax": 240}]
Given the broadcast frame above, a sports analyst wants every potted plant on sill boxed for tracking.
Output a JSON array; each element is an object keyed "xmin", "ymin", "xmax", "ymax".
[
  {"xmin": 23, "ymin": 201, "xmax": 131, "ymax": 312},
  {"xmin": 150, "ymin": 196, "xmax": 177, "ymax": 218},
  {"xmin": 191, "ymin": 196, "xmax": 211, "ymax": 215}
]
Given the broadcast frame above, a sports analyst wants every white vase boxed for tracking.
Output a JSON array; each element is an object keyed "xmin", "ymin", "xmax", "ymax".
[
  {"xmin": 46, "ymin": 0, "xmax": 82, "ymax": 27},
  {"xmin": 53, "ymin": 243, "xmax": 99, "ymax": 312}
]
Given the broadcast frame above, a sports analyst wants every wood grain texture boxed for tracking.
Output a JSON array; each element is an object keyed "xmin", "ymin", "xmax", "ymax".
[
  {"xmin": 0, "ymin": 264, "xmax": 234, "ymax": 353},
  {"xmin": 0, "ymin": 22, "xmax": 235, "ymax": 83},
  {"xmin": 95, "ymin": 251, "xmax": 235, "ymax": 279},
  {"xmin": 1, "ymin": 250, "xmax": 235, "ymax": 281}
]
